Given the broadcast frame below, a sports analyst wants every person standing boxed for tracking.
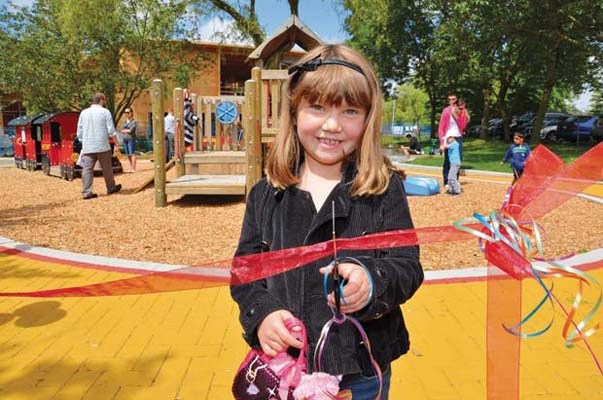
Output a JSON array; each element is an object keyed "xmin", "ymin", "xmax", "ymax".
[
  {"xmin": 164, "ymin": 109, "xmax": 175, "ymax": 162},
  {"xmin": 120, "ymin": 107, "xmax": 137, "ymax": 172},
  {"xmin": 438, "ymin": 92, "xmax": 462, "ymax": 187},
  {"xmin": 183, "ymin": 90, "xmax": 198, "ymax": 151},
  {"xmin": 453, "ymin": 98, "xmax": 470, "ymax": 162},
  {"xmin": 77, "ymin": 92, "xmax": 121, "ymax": 199},
  {"xmin": 231, "ymin": 44, "xmax": 423, "ymax": 399}
]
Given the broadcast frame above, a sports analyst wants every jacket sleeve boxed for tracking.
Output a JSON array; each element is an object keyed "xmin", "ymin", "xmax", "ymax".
[
  {"xmin": 230, "ymin": 181, "xmax": 290, "ymax": 348},
  {"xmin": 352, "ymin": 174, "xmax": 424, "ymax": 322},
  {"xmin": 458, "ymin": 111, "xmax": 469, "ymax": 133},
  {"xmin": 106, "ymin": 110, "xmax": 116, "ymax": 137},
  {"xmin": 502, "ymin": 145, "xmax": 512, "ymax": 163},
  {"xmin": 438, "ymin": 107, "xmax": 450, "ymax": 145}
]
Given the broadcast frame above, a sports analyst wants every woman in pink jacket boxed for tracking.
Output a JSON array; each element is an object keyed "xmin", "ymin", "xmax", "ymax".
[{"xmin": 438, "ymin": 93, "xmax": 469, "ymax": 186}]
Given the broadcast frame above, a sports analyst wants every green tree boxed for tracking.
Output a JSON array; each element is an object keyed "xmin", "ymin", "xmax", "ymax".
[
  {"xmin": 344, "ymin": 0, "xmax": 447, "ymax": 137},
  {"xmin": 343, "ymin": 0, "xmax": 602, "ymax": 142},
  {"xmin": 0, "ymin": 0, "xmax": 205, "ymax": 121},
  {"xmin": 192, "ymin": 0, "xmax": 300, "ymax": 46}
]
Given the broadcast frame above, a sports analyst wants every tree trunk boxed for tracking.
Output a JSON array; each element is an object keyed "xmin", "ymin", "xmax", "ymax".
[
  {"xmin": 480, "ymin": 88, "xmax": 490, "ymax": 140},
  {"xmin": 429, "ymin": 92, "xmax": 437, "ymax": 139},
  {"xmin": 497, "ymin": 83, "xmax": 510, "ymax": 141},
  {"xmin": 532, "ymin": 45, "xmax": 560, "ymax": 145}
]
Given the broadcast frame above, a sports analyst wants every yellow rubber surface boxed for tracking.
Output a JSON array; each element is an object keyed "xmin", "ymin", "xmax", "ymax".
[{"xmin": 1, "ymin": 249, "xmax": 602, "ymax": 399}]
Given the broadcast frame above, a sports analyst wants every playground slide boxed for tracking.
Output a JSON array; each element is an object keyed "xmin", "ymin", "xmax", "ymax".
[{"xmin": 404, "ymin": 175, "xmax": 440, "ymax": 196}]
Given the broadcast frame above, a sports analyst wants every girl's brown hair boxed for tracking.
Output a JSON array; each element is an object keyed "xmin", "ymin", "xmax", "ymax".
[{"xmin": 265, "ymin": 44, "xmax": 403, "ymax": 197}]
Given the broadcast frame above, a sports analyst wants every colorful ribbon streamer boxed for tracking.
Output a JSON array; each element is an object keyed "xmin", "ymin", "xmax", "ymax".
[{"xmin": 454, "ymin": 205, "xmax": 603, "ymax": 375}]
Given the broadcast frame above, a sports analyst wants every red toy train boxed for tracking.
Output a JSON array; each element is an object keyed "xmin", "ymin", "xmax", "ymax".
[
  {"xmin": 9, "ymin": 113, "xmax": 44, "ymax": 171},
  {"xmin": 8, "ymin": 111, "xmax": 122, "ymax": 180}
]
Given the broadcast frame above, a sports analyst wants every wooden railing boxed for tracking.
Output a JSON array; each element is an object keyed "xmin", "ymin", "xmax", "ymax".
[
  {"xmin": 244, "ymin": 67, "xmax": 289, "ymax": 189},
  {"xmin": 196, "ymin": 95, "xmax": 245, "ymax": 152}
]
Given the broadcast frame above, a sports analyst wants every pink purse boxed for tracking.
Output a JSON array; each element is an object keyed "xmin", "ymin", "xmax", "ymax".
[{"xmin": 232, "ymin": 318, "xmax": 307, "ymax": 400}]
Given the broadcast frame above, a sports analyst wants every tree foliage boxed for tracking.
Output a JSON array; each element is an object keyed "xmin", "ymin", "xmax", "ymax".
[
  {"xmin": 343, "ymin": 0, "xmax": 603, "ymax": 142},
  {"xmin": 384, "ymin": 84, "xmax": 430, "ymax": 127},
  {"xmin": 192, "ymin": 0, "xmax": 300, "ymax": 46},
  {"xmin": 0, "ymin": 0, "xmax": 206, "ymax": 121}
]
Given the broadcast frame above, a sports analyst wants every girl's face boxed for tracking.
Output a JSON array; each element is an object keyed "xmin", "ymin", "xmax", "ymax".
[{"xmin": 295, "ymin": 98, "xmax": 366, "ymax": 168}]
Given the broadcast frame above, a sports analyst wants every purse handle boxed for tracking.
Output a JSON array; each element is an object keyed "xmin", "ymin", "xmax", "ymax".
[
  {"xmin": 283, "ymin": 317, "xmax": 308, "ymax": 370},
  {"xmin": 276, "ymin": 317, "xmax": 308, "ymax": 399}
]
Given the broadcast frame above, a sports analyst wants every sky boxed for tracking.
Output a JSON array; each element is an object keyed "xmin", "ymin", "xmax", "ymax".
[
  {"xmin": 195, "ymin": 0, "xmax": 348, "ymax": 45},
  {"xmin": 1, "ymin": 0, "xmax": 592, "ymax": 110},
  {"xmin": 1, "ymin": 0, "xmax": 349, "ymax": 43}
]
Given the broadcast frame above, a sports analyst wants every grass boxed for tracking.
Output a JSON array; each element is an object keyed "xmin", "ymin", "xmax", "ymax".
[{"xmin": 386, "ymin": 137, "xmax": 597, "ymax": 173}]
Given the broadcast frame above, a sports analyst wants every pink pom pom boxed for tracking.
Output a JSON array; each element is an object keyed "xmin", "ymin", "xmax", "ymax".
[{"xmin": 293, "ymin": 372, "xmax": 341, "ymax": 400}]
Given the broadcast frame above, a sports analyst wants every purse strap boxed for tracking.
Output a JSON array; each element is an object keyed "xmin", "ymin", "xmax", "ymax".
[
  {"xmin": 278, "ymin": 317, "xmax": 308, "ymax": 398},
  {"xmin": 283, "ymin": 317, "xmax": 308, "ymax": 368}
]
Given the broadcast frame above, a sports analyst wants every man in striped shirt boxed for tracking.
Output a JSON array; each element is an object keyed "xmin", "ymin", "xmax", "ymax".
[{"xmin": 77, "ymin": 92, "xmax": 122, "ymax": 199}]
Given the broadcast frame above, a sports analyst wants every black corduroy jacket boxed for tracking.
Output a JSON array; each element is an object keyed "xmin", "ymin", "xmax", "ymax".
[{"xmin": 230, "ymin": 165, "xmax": 424, "ymax": 375}]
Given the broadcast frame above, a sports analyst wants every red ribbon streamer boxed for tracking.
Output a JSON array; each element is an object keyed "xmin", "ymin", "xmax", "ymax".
[{"xmin": 0, "ymin": 143, "xmax": 601, "ymax": 299}]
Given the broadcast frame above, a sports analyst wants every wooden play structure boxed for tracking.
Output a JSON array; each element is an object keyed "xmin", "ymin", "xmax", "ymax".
[{"xmin": 152, "ymin": 16, "xmax": 323, "ymax": 207}]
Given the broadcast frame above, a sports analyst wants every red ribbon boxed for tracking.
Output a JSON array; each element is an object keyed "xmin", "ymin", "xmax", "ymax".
[{"xmin": 0, "ymin": 143, "xmax": 601, "ymax": 299}]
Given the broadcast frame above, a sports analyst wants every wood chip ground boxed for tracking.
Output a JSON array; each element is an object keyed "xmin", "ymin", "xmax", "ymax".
[{"xmin": 1, "ymin": 159, "xmax": 601, "ymax": 271}]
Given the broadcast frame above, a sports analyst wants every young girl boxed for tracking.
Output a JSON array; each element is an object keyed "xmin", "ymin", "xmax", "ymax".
[{"xmin": 231, "ymin": 44, "xmax": 423, "ymax": 399}]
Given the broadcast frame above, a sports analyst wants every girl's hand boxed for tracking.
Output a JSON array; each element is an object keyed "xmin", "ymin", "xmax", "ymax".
[
  {"xmin": 257, "ymin": 310, "xmax": 303, "ymax": 357},
  {"xmin": 320, "ymin": 262, "xmax": 371, "ymax": 314}
]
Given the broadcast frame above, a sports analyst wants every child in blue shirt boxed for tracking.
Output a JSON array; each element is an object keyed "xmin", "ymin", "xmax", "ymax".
[
  {"xmin": 501, "ymin": 132, "xmax": 531, "ymax": 185},
  {"xmin": 441, "ymin": 133, "xmax": 462, "ymax": 195}
]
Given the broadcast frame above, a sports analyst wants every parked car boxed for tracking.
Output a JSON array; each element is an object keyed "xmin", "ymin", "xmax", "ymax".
[
  {"xmin": 592, "ymin": 116, "xmax": 603, "ymax": 142},
  {"xmin": 556, "ymin": 115, "xmax": 598, "ymax": 141},
  {"xmin": 509, "ymin": 112, "xmax": 535, "ymax": 136},
  {"xmin": 467, "ymin": 124, "xmax": 482, "ymax": 137},
  {"xmin": 2, "ymin": 127, "xmax": 16, "ymax": 139},
  {"xmin": 539, "ymin": 113, "xmax": 571, "ymax": 142},
  {"xmin": 0, "ymin": 134, "xmax": 14, "ymax": 157},
  {"xmin": 488, "ymin": 118, "xmax": 504, "ymax": 138}
]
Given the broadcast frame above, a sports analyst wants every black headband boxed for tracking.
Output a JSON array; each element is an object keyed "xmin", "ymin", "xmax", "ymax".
[{"xmin": 288, "ymin": 56, "xmax": 366, "ymax": 85}]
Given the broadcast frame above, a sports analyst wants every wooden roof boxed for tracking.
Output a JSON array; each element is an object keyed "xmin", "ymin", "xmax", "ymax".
[{"xmin": 247, "ymin": 15, "xmax": 323, "ymax": 64}]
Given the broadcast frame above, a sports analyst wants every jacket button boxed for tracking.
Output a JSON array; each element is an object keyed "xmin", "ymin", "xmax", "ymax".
[{"xmin": 246, "ymin": 308, "xmax": 255, "ymax": 317}]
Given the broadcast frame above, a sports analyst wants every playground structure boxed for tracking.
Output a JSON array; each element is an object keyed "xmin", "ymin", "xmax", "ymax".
[
  {"xmin": 151, "ymin": 67, "xmax": 288, "ymax": 206},
  {"xmin": 151, "ymin": 16, "xmax": 323, "ymax": 206}
]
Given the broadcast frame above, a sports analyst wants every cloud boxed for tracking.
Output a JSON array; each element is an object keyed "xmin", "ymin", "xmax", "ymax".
[
  {"xmin": 2, "ymin": 0, "xmax": 33, "ymax": 9},
  {"xmin": 197, "ymin": 16, "xmax": 253, "ymax": 46}
]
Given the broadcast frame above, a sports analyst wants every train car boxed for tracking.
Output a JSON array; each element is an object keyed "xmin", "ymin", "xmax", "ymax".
[
  {"xmin": 38, "ymin": 111, "xmax": 122, "ymax": 180},
  {"xmin": 38, "ymin": 111, "xmax": 80, "ymax": 179},
  {"xmin": 8, "ymin": 113, "xmax": 45, "ymax": 170}
]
